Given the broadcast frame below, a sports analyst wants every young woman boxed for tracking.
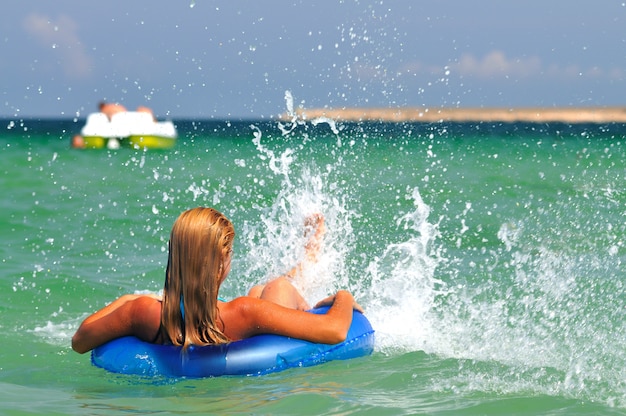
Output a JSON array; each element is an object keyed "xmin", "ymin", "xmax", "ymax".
[{"xmin": 72, "ymin": 207, "xmax": 362, "ymax": 353}]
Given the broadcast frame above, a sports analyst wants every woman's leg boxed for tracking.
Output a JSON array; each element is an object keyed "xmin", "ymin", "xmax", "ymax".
[
  {"xmin": 247, "ymin": 276, "xmax": 310, "ymax": 310},
  {"xmin": 247, "ymin": 214, "xmax": 325, "ymax": 311}
]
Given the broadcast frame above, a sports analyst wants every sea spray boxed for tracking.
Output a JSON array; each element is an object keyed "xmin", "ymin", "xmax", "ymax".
[
  {"xmin": 245, "ymin": 117, "xmax": 459, "ymax": 357},
  {"xmin": 251, "ymin": 124, "xmax": 294, "ymax": 183},
  {"xmin": 365, "ymin": 187, "xmax": 448, "ymax": 353},
  {"xmin": 278, "ymin": 90, "xmax": 342, "ymax": 145},
  {"xmin": 419, "ymin": 204, "xmax": 626, "ymax": 406},
  {"xmin": 241, "ymin": 122, "xmax": 357, "ymax": 303}
]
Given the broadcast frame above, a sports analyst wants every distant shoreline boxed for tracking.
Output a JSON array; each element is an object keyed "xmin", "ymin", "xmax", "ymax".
[{"xmin": 285, "ymin": 107, "xmax": 626, "ymax": 123}]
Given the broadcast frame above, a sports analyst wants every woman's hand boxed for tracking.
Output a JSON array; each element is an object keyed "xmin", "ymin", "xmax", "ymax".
[{"xmin": 314, "ymin": 290, "xmax": 364, "ymax": 314}]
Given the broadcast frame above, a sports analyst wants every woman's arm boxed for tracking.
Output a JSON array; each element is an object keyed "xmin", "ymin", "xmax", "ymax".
[
  {"xmin": 71, "ymin": 294, "xmax": 161, "ymax": 354},
  {"xmin": 223, "ymin": 290, "xmax": 360, "ymax": 344}
]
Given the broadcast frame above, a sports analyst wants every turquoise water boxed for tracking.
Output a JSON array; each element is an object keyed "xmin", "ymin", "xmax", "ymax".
[{"xmin": 1, "ymin": 117, "xmax": 625, "ymax": 415}]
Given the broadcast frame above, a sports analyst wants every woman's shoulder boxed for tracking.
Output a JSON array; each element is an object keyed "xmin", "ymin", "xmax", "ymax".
[
  {"xmin": 133, "ymin": 294, "xmax": 162, "ymax": 308},
  {"xmin": 130, "ymin": 295, "xmax": 162, "ymax": 342},
  {"xmin": 219, "ymin": 296, "xmax": 254, "ymax": 315},
  {"xmin": 218, "ymin": 296, "xmax": 269, "ymax": 340}
]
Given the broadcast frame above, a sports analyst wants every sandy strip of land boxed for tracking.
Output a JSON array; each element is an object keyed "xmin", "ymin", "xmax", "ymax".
[{"xmin": 286, "ymin": 107, "xmax": 626, "ymax": 123}]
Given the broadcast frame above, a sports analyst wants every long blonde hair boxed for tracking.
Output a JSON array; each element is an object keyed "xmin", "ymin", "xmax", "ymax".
[{"xmin": 161, "ymin": 207, "xmax": 234, "ymax": 348}]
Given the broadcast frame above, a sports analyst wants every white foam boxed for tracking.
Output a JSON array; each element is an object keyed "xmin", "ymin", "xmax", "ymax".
[{"xmin": 30, "ymin": 318, "xmax": 83, "ymax": 348}]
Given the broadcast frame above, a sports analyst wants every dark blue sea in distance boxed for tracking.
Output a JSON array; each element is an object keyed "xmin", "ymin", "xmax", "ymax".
[{"xmin": 1, "ymin": 116, "xmax": 625, "ymax": 414}]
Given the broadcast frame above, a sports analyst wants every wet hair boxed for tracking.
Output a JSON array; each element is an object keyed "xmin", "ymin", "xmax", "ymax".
[{"xmin": 161, "ymin": 207, "xmax": 235, "ymax": 348}]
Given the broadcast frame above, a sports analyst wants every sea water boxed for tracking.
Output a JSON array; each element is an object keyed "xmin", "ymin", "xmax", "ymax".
[{"xmin": 1, "ymin": 115, "xmax": 624, "ymax": 414}]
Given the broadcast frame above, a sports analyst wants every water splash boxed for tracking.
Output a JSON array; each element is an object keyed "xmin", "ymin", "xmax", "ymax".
[
  {"xmin": 277, "ymin": 90, "xmax": 300, "ymax": 136},
  {"xmin": 31, "ymin": 317, "xmax": 83, "ymax": 348},
  {"xmin": 250, "ymin": 124, "xmax": 294, "ymax": 183},
  {"xmin": 236, "ymin": 93, "xmax": 358, "ymax": 302},
  {"xmin": 245, "ymin": 113, "xmax": 450, "ymax": 354},
  {"xmin": 238, "ymin": 159, "xmax": 357, "ymax": 303},
  {"xmin": 278, "ymin": 90, "xmax": 342, "ymax": 145},
  {"xmin": 404, "ymin": 204, "xmax": 626, "ymax": 407},
  {"xmin": 363, "ymin": 187, "xmax": 449, "ymax": 352}
]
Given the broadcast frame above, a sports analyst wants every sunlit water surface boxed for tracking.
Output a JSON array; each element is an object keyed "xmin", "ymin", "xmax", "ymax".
[{"xmin": 1, "ymin": 117, "xmax": 625, "ymax": 415}]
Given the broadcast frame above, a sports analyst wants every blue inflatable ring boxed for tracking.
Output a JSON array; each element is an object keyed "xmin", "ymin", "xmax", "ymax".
[{"xmin": 91, "ymin": 306, "xmax": 375, "ymax": 377}]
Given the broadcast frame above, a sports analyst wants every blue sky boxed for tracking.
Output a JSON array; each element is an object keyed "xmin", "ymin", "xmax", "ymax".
[{"xmin": 2, "ymin": 1, "xmax": 625, "ymax": 119}]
